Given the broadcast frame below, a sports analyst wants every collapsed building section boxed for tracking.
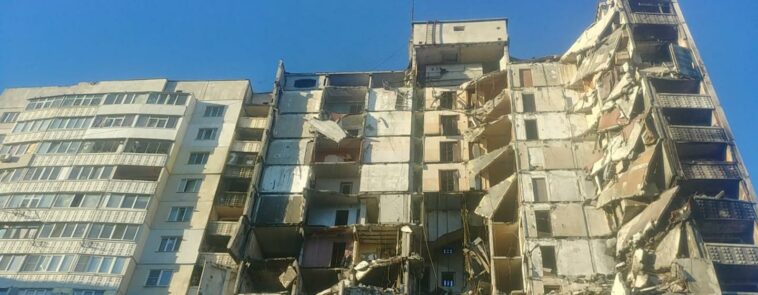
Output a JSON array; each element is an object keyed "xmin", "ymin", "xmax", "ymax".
[{"xmin": 229, "ymin": 2, "xmax": 756, "ymax": 295}]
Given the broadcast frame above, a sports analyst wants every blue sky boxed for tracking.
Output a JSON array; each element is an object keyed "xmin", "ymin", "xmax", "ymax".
[{"xmin": 1, "ymin": 0, "xmax": 757, "ymax": 173}]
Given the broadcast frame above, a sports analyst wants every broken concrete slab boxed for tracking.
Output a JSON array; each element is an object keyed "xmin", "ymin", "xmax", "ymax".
[
  {"xmin": 615, "ymin": 186, "xmax": 679, "ymax": 254},
  {"xmin": 562, "ymin": 8, "xmax": 618, "ymax": 62},
  {"xmin": 467, "ymin": 144, "xmax": 512, "ymax": 177},
  {"xmin": 475, "ymin": 174, "xmax": 517, "ymax": 218},
  {"xmin": 306, "ymin": 117, "xmax": 349, "ymax": 142}
]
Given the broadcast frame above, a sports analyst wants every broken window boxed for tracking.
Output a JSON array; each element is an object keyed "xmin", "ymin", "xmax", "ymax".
[
  {"xmin": 439, "ymin": 170, "xmax": 459, "ymax": 192},
  {"xmin": 532, "ymin": 178, "xmax": 548, "ymax": 202},
  {"xmin": 628, "ymin": 0, "xmax": 672, "ymax": 14},
  {"xmin": 330, "ymin": 242, "xmax": 347, "ymax": 267},
  {"xmin": 439, "ymin": 141, "xmax": 460, "ymax": 162},
  {"xmin": 439, "ymin": 91, "xmax": 454, "ymax": 110},
  {"xmin": 441, "ymin": 271, "xmax": 455, "ymax": 287},
  {"xmin": 334, "ymin": 210, "xmax": 349, "ymax": 226},
  {"xmin": 293, "ymin": 78, "xmax": 318, "ymax": 89},
  {"xmin": 535, "ymin": 210, "xmax": 552, "ymax": 237},
  {"xmin": 540, "ymin": 246, "xmax": 557, "ymax": 275},
  {"xmin": 440, "ymin": 115, "xmax": 460, "ymax": 135},
  {"xmin": 519, "ymin": 69, "xmax": 533, "ymax": 87},
  {"xmin": 339, "ymin": 182, "xmax": 353, "ymax": 194},
  {"xmin": 524, "ymin": 119, "xmax": 539, "ymax": 140},
  {"xmin": 522, "ymin": 93, "xmax": 536, "ymax": 113}
]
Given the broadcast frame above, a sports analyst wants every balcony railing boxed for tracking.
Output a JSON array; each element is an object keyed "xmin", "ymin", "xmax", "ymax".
[
  {"xmin": 206, "ymin": 221, "xmax": 239, "ymax": 236},
  {"xmin": 230, "ymin": 140, "xmax": 262, "ymax": 153},
  {"xmin": 215, "ymin": 192, "xmax": 247, "ymax": 208},
  {"xmin": 628, "ymin": 12, "xmax": 678, "ymax": 25},
  {"xmin": 224, "ymin": 166, "xmax": 255, "ymax": 178},
  {"xmin": 237, "ymin": 117, "xmax": 268, "ymax": 129}
]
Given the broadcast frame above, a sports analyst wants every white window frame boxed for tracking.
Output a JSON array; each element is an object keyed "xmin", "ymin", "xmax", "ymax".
[
  {"xmin": 167, "ymin": 207, "xmax": 193, "ymax": 222},
  {"xmin": 145, "ymin": 269, "xmax": 174, "ymax": 287},
  {"xmin": 204, "ymin": 105, "xmax": 225, "ymax": 117},
  {"xmin": 196, "ymin": 128, "xmax": 218, "ymax": 140},
  {"xmin": 178, "ymin": 178, "xmax": 202, "ymax": 193},
  {"xmin": 157, "ymin": 236, "xmax": 182, "ymax": 252},
  {"xmin": 188, "ymin": 152, "xmax": 209, "ymax": 165}
]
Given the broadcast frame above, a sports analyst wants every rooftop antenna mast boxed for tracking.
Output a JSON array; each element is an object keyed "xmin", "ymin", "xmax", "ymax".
[{"xmin": 410, "ymin": 0, "xmax": 415, "ymax": 22}]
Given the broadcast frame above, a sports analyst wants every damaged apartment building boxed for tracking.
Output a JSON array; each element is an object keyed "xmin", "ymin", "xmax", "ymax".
[
  {"xmin": 232, "ymin": 1, "xmax": 757, "ymax": 295},
  {"xmin": 0, "ymin": 1, "xmax": 755, "ymax": 295}
]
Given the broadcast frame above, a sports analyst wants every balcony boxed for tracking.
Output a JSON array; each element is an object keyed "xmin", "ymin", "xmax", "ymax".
[
  {"xmin": 230, "ymin": 140, "xmax": 262, "ymax": 153},
  {"xmin": 238, "ymin": 116, "xmax": 268, "ymax": 129},
  {"xmin": 224, "ymin": 166, "xmax": 255, "ymax": 178},
  {"xmin": 626, "ymin": 0, "xmax": 678, "ymax": 25},
  {"xmin": 681, "ymin": 163, "xmax": 741, "ymax": 180},
  {"xmin": 206, "ymin": 221, "xmax": 239, "ymax": 237},
  {"xmin": 667, "ymin": 126, "xmax": 728, "ymax": 143},
  {"xmin": 215, "ymin": 192, "xmax": 247, "ymax": 208},
  {"xmin": 198, "ymin": 252, "xmax": 237, "ymax": 269}
]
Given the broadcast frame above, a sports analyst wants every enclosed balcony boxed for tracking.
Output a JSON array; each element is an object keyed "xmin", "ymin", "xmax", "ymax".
[
  {"xmin": 625, "ymin": 0, "xmax": 678, "ymax": 25},
  {"xmin": 215, "ymin": 192, "xmax": 247, "ymax": 220}
]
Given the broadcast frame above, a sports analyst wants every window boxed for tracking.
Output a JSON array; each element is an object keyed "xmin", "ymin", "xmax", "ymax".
[
  {"xmin": 79, "ymin": 140, "xmax": 123, "ymax": 153},
  {"xmin": 92, "ymin": 115, "xmax": 135, "ymax": 128},
  {"xmin": 540, "ymin": 246, "xmax": 557, "ymax": 275},
  {"xmin": 48, "ymin": 117, "xmax": 93, "ymax": 130},
  {"xmin": 196, "ymin": 128, "xmax": 218, "ymax": 140},
  {"xmin": 334, "ymin": 210, "xmax": 349, "ymax": 226},
  {"xmin": 168, "ymin": 207, "xmax": 193, "ymax": 222},
  {"xmin": 439, "ymin": 170, "xmax": 459, "ymax": 192},
  {"xmin": 27, "ymin": 94, "xmax": 103, "ymax": 110},
  {"xmin": 158, "ymin": 236, "xmax": 182, "ymax": 252},
  {"xmin": 453, "ymin": 25, "xmax": 465, "ymax": 31},
  {"xmin": 0, "ymin": 224, "xmax": 40, "ymax": 239},
  {"xmin": 204, "ymin": 105, "xmax": 225, "ymax": 117},
  {"xmin": 178, "ymin": 178, "xmax": 202, "ymax": 193},
  {"xmin": 124, "ymin": 139, "xmax": 172, "ymax": 154},
  {"xmin": 12, "ymin": 119, "xmax": 52, "ymax": 133},
  {"xmin": 532, "ymin": 178, "xmax": 548, "ymax": 202},
  {"xmin": 339, "ymin": 182, "xmax": 353, "ymax": 194},
  {"xmin": 52, "ymin": 193, "xmax": 101, "ymax": 208},
  {"xmin": 519, "ymin": 69, "xmax": 533, "ymax": 87},
  {"xmin": 17, "ymin": 289, "xmax": 52, "ymax": 295},
  {"xmin": 146, "ymin": 93, "xmax": 188, "ymax": 105},
  {"xmin": 0, "ymin": 143, "xmax": 30, "ymax": 156},
  {"xmin": 135, "ymin": 115, "xmax": 178, "ymax": 128},
  {"xmin": 524, "ymin": 119, "xmax": 539, "ymax": 140},
  {"xmin": 188, "ymin": 152, "xmax": 210, "ymax": 164},
  {"xmin": 103, "ymin": 93, "xmax": 137, "ymax": 105},
  {"xmin": 535, "ymin": 210, "xmax": 552, "ymax": 237},
  {"xmin": 439, "ymin": 141, "xmax": 460, "ymax": 162},
  {"xmin": 87, "ymin": 224, "xmax": 139, "ymax": 240},
  {"xmin": 74, "ymin": 290, "xmax": 105, "ymax": 295},
  {"xmin": 441, "ymin": 271, "xmax": 455, "ymax": 287},
  {"xmin": 105, "ymin": 194, "xmax": 150, "ymax": 209},
  {"xmin": 440, "ymin": 115, "xmax": 459, "ymax": 135},
  {"xmin": 20, "ymin": 255, "xmax": 75, "ymax": 272},
  {"xmin": 37, "ymin": 141, "xmax": 82, "ymax": 154},
  {"xmin": 67, "ymin": 166, "xmax": 114, "ymax": 180},
  {"xmin": 146, "ymin": 269, "xmax": 174, "ymax": 287},
  {"xmin": 293, "ymin": 78, "xmax": 317, "ymax": 88},
  {"xmin": 74, "ymin": 255, "xmax": 127, "ymax": 274},
  {"xmin": 1, "ymin": 194, "xmax": 55, "ymax": 208},
  {"xmin": 0, "ymin": 167, "xmax": 62, "ymax": 182},
  {"xmin": 37, "ymin": 223, "xmax": 88, "ymax": 239},
  {"xmin": 438, "ymin": 92, "xmax": 454, "ymax": 110},
  {"xmin": 0, "ymin": 112, "xmax": 19, "ymax": 123},
  {"xmin": 0, "ymin": 254, "xmax": 24, "ymax": 271},
  {"xmin": 522, "ymin": 93, "xmax": 536, "ymax": 112}
]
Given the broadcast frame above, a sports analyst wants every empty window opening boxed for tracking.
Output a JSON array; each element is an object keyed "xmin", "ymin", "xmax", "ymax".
[
  {"xmin": 677, "ymin": 143, "xmax": 729, "ymax": 163},
  {"xmin": 540, "ymin": 246, "xmax": 557, "ymax": 275},
  {"xmin": 328, "ymin": 74, "xmax": 369, "ymax": 87},
  {"xmin": 293, "ymin": 78, "xmax": 318, "ymax": 89},
  {"xmin": 439, "ymin": 170, "xmax": 459, "ymax": 192},
  {"xmin": 651, "ymin": 78, "xmax": 701, "ymax": 94},
  {"xmin": 330, "ymin": 242, "xmax": 347, "ymax": 267},
  {"xmin": 522, "ymin": 93, "xmax": 536, "ymax": 113},
  {"xmin": 440, "ymin": 115, "xmax": 460, "ymax": 135},
  {"xmin": 633, "ymin": 24, "xmax": 678, "ymax": 44},
  {"xmin": 535, "ymin": 210, "xmax": 552, "ymax": 237},
  {"xmin": 532, "ymin": 178, "xmax": 548, "ymax": 202},
  {"xmin": 112, "ymin": 166, "xmax": 161, "ymax": 181},
  {"xmin": 663, "ymin": 109, "xmax": 713, "ymax": 126},
  {"xmin": 334, "ymin": 210, "xmax": 349, "ymax": 226},
  {"xmin": 524, "ymin": 119, "xmax": 539, "ymax": 140},
  {"xmin": 439, "ymin": 141, "xmax": 461, "ymax": 163},
  {"xmin": 339, "ymin": 182, "xmax": 353, "ymax": 194},
  {"xmin": 628, "ymin": 0, "xmax": 672, "ymax": 14},
  {"xmin": 441, "ymin": 271, "xmax": 455, "ymax": 287},
  {"xmin": 519, "ymin": 69, "xmax": 533, "ymax": 87},
  {"xmin": 439, "ymin": 92, "xmax": 455, "ymax": 110},
  {"xmin": 636, "ymin": 42, "xmax": 673, "ymax": 65},
  {"xmin": 453, "ymin": 26, "xmax": 465, "ymax": 32}
]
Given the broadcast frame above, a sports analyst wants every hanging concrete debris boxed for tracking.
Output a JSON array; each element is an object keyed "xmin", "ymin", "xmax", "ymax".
[{"xmin": 306, "ymin": 116, "xmax": 349, "ymax": 142}]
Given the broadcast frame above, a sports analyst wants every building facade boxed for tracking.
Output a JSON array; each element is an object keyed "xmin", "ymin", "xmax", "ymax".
[
  {"xmin": 1, "ymin": 0, "xmax": 756, "ymax": 294},
  {"xmin": 0, "ymin": 79, "xmax": 271, "ymax": 295}
]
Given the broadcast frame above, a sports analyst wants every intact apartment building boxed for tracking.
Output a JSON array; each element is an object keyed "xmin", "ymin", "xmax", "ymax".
[
  {"xmin": 0, "ymin": 79, "xmax": 271, "ymax": 295},
  {"xmin": 1, "ymin": 0, "xmax": 757, "ymax": 294}
]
